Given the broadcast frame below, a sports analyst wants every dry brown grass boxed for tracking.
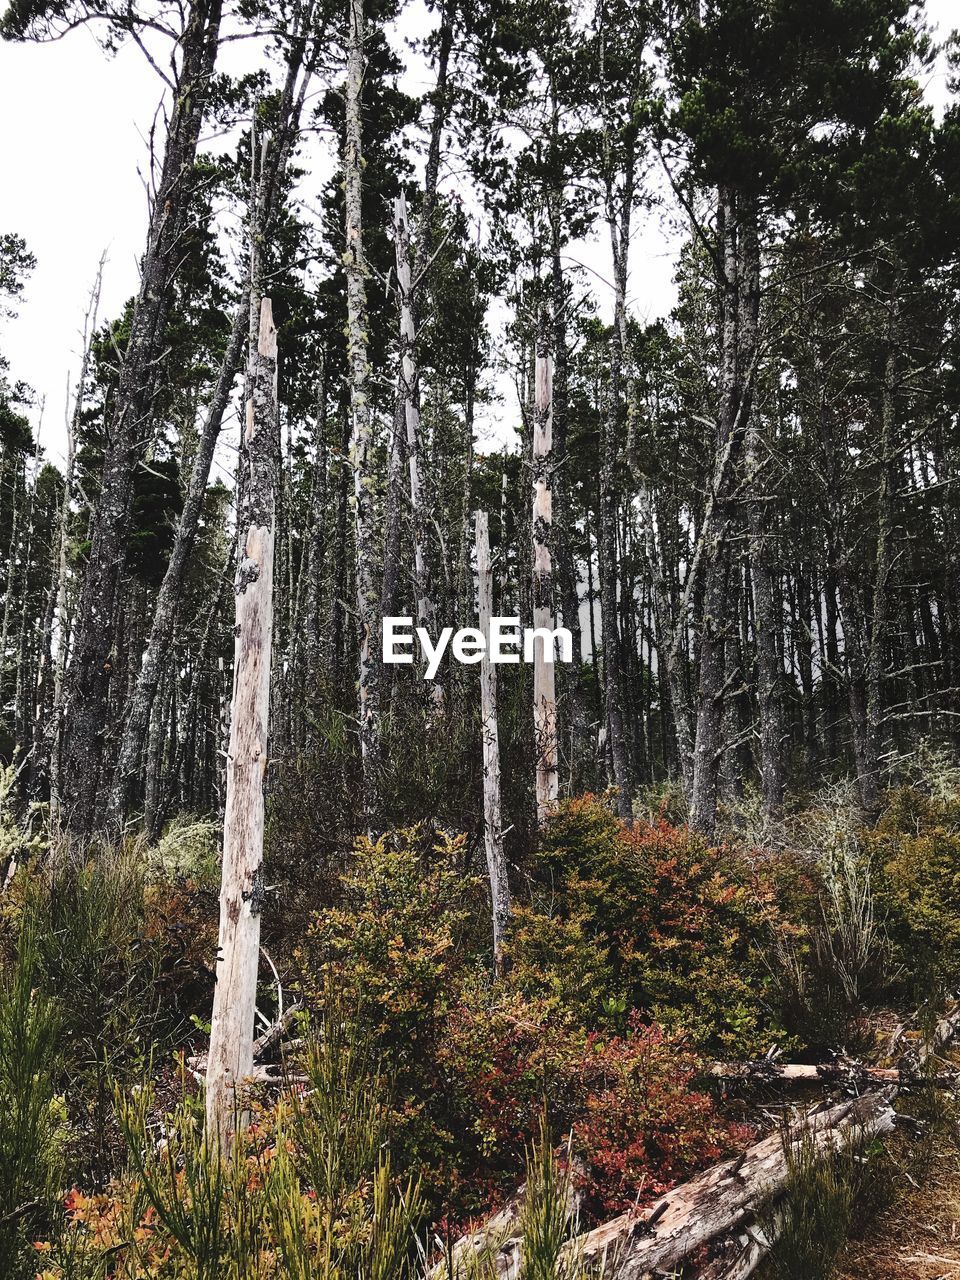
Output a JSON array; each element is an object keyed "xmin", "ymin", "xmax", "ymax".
[{"xmin": 837, "ymin": 1070, "xmax": 960, "ymax": 1280}]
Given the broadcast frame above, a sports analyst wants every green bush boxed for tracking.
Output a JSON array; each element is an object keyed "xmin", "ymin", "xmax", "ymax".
[
  {"xmin": 770, "ymin": 830, "xmax": 897, "ymax": 1052},
  {"xmin": 40, "ymin": 1014, "xmax": 423, "ymax": 1280},
  {"xmin": 525, "ymin": 796, "xmax": 791, "ymax": 1057},
  {"xmin": 8, "ymin": 845, "xmax": 212, "ymax": 1186},
  {"xmin": 866, "ymin": 788, "xmax": 960, "ymax": 994},
  {"xmin": 297, "ymin": 826, "xmax": 481, "ymax": 1069},
  {"xmin": 296, "ymin": 826, "xmax": 485, "ymax": 1191}
]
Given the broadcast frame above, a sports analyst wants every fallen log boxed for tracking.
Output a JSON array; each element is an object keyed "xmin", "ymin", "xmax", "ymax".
[
  {"xmin": 187, "ymin": 1000, "xmax": 305, "ymax": 1080},
  {"xmin": 252, "ymin": 999, "xmax": 303, "ymax": 1061},
  {"xmin": 568, "ymin": 1090, "xmax": 896, "ymax": 1280},
  {"xmin": 695, "ymin": 1002, "xmax": 960, "ymax": 1280},
  {"xmin": 435, "ymin": 1094, "xmax": 894, "ymax": 1279},
  {"xmin": 439, "ymin": 1002, "xmax": 960, "ymax": 1279},
  {"xmin": 707, "ymin": 1059, "xmax": 957, "ymax": 1089}
]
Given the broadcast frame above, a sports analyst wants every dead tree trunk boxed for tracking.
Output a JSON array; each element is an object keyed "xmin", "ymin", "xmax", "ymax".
[
  {"xmin": 40, "ymin": 262, "xmax": 102, "ymax": 818},
  {"xmin": 746, "ymin": 416, "xmax": 785, "ymax": 824},
  {"xmin": 476, "ymin": 511, "xmax": 510, "ymax": 968},
  {"xmin": 344, "ymin": 0, "xmax": 382, "ymax": 825},
  {"xmin": 532, "ymin": 318, "xmax": 558, "ymax": 824},
  {"xmin": 205, "ymin": 298, "xmax": 278, "ymax": 1155},
  {"xmin": 393, "ymin": 193, "xmax": 438, "ymax": 641},
  {"xmin": 862, "ymin": 296, "xmax": 900, "ymax": 818}
]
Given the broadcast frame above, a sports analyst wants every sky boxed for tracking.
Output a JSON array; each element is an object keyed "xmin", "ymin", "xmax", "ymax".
[{"xmin": 0, "ymin": 1, "xmax": 956, "ymax": 468}]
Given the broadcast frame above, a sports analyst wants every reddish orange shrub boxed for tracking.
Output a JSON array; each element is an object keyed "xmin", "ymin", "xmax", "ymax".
[{"xmin": 441, "ymin": 992, "xmax": 746, "ymax": 1217}]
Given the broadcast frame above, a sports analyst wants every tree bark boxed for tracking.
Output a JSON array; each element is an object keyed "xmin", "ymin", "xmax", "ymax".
[
  {"xmin": 58, "ymin": 0, "xmax": 224, "ymax": 839},
  {"xmin": 205, "ymin": 297, "xmax": 278, "ymax": 1155},
  {"xmin": 111, "ymin": 299, "xmax": 247, "ymax": 824},
  {"xmin": 344, "ymin": 0, "xmax": 382, "ymax": 825},
  {"xmin": 532, "ymin": 319, "xmax": 559, "ymax": 824},
  {"xmin": 691, "ymin": 188, "xmax": 759, "ymax": 835},
  {"xmin": 393, "ymin": 193, "xmax": 438, "ymax": 641},
  {"xmin": 746, "ymin": 415, "xmax": 785, "ymax": 822},
  {"xmin": 475, "ymin": 511, "xmax": 510, "ymax": 968},
  {"xmin": 600, "ymin": 147, "xmax": 637, "ymax": 822}
]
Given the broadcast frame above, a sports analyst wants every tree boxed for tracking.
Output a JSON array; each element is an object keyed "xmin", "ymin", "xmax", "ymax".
[{"xmin": 205, "ymin": 296, "xmax": 278, "ymax": 1153}]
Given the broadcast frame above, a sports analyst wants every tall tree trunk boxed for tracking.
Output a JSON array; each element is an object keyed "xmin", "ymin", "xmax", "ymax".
[
  {"xmin": 40, "ymin": 264, "xmax": 101, "ymax": 816},
  {"xmin": 475, "ymin": 510, "xmax": 510, "ymax": 968},
  {"xmin": 549, "ymin": 211, "xmax": 589, "ymax": 784},
  {"xmin": 600, "ymin": 152, "xmax": 636, "ymax": 822},
  {"xmin": 58, "ymin": 0, "xmax": 224, "ymax": 838},
  {"xmin": 862, "ymin": 302, "xmax": 899, "ymax": 816},
  {"xmin": 304, "ymin": 356, "xmax": 329, "ymax": 685},
  {"xmin": 111, "ymin": 299, "xmax": 247, "ymax": 823},
  {"xmin": 205, "ymin": 297, "xmax": 278, "ymax": 1155},
  {"xmin": 344, "ymin": 0, "xmax": 382, "ymax": 824},
  {"xmin": 747, "ymin": 416, "xmax": 785, "ymax": 822},
  {"xmin": 532, "ymin": 317, "xmax": 558, "ymax": 824},
  {"xmin": 690, "ymin": 188, "xmax": 758, "ymax": 835},
  {"xmin": 741, "ymin": 211, "xmax": 784, "ymax": 823},
  {"xmin": 421, "ymin": 0, "xmax": 453, "ymax": 243},
  {"xmin": 811, "ymin": 342, "xmax": 879, "ymax": 813},
  {"xmin": 393, "ymin": 193, "xmax": 438, "ymax": 641},
  {"xmin": 380, "ymin": 393, "xmax": 405, "ymax": 627}
]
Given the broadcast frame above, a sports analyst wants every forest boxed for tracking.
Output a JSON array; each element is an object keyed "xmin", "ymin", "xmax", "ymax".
[{"xmin": 2, "ymin": 0, "xmax": 960, "ymax": 1275}]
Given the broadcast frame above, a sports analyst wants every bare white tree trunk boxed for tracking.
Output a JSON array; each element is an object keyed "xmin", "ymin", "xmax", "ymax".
[
  {"xmin": 532, "ymin": 324, "xmax": 558, "ymax": 825},
  {"xmin": 393, "ymin": 194, "xmax": 437, "ymax": 636},
  {"xmin": 344, "ymin": 0, "xmax": 382, "ymax": 822},
  {"xmin": 205, "ymin": 297, "xmax": 278, "ymax": 1155},
  {"xmin": 475, "ymin": 511, "xmax": 510, "ymax": 967}
]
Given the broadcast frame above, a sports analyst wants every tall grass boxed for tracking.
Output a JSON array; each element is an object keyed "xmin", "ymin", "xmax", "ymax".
[
  {"xmin": 518, "ymin": 1120, "xmax": 579, "ymax": 1280},
  {"xmin": 45, "ymin": 1009, "xmax": 424, "ymax": 1279},
  {"xmin": 762, "ymin": 1122, "xmax": 857, "ymax": 1280},
  {"xmin": 0, "ymin": 928, "xmax": 64, "ymax": 1278}
]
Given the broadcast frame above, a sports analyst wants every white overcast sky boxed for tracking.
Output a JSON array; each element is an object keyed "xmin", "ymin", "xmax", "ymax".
[{"xmin": 0, "ymin": 1, "xmax": 955, "ymax": 467}]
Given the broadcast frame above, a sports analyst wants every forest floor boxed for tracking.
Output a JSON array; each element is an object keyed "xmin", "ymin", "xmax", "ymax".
[
  {"xmin": 837, "ymin": 1137, "xmax": 960, "ymax": 1279},
  {"xmin": 836, "ymin": 1050, "xmax": 960, "ymax": 1280}
]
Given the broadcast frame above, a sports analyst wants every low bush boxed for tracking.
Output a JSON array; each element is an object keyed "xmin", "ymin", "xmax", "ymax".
[
  {"xmin": 296, "ymin": 826, "xmax": 486, "ymax": 1194},
  {"xmin": 769, "ymin": 832, "xmax": 895, "ymax": 1052},
  {"xmin": 762, "ymin": 1121, "xmax": 856, "ymax": 1280},
  {"xmin": 441, "ymin": 993, "xmax": 741, "ymax": 1217},
  {"xmin": 526, "ymin": 796, "xmax": 791, "ymax": 1057},
  {"xmin": 37, "ymin": 1016, "xmax": 424, "ymax": 1280},
  {"xmin": 866, "ymin": 788, "xmax": 960, "ymax": 995}
]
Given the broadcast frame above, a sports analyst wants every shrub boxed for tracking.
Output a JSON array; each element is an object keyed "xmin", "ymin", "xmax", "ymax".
[
  {"xmin": 517, "ymin": 1119, "xmax": 579, "ymax": 1280},
  {"xmin": 504, "ymin": 906, "xmax": 616, "ymax": 1027},
  {"xmin": 762, "ymin": 1122, "xmax": 856, "ymax": 1280},
  {"xmin": 441, "ymin": 993, "xmax": 739, "ymax": 1217},
  {"xmin": 527, "ymin": 797, "xmax": 790, "ymax": 1057},
  {"xmin": 150, "ymin": 816, "xmax": 220, "ymax": 882},
  {"xmin": 297, "ymin": 827, "xmax": 481, "ymax": 1070},
  {"xmin": 296, "ymin": 826, "xmax": 485, "ymax": 1190},
  {"xmin": 866, "ymin": 788, "xmax": 960, "ymax": 994},
  {"xmin": 5, "ymin": 845, "xmax": 218, "ymax": 1187},
  {"xmin": 38, "ymin": 1017, "xmax": 424, "ymax": 1280},
  {"xmin": 770, "ymin": 829, "xmax": 896, "ymax": 1051}
]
